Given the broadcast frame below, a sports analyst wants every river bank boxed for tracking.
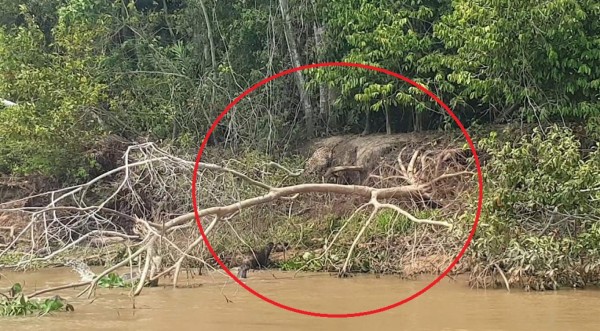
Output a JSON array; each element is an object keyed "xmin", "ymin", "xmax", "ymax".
[{"xmin": 1, "ymin": 126, "xmax": 599, "ymax": 298}]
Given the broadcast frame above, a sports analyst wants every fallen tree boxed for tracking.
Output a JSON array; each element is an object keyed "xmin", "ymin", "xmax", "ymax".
[{"xmin": 0, "ymin": 140, "xmax": 474, "ymax": 298}]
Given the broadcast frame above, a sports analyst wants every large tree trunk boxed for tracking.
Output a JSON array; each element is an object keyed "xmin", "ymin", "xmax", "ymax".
[{"xmin": 279, "ymin": 0, "xmax": 315, "ymax": 138}]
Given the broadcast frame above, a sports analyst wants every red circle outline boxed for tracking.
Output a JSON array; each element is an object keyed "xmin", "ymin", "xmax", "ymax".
[{"xmin": 192, "ymin": 62, "xmax": 483, "ymax": 318}]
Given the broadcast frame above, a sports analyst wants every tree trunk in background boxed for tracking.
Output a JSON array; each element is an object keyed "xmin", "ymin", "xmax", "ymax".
[
  {"xmin": 199, "ymin": 0, "xmax": 216, "ymax": 72},
  {"xmin": 319, "ymin": 81, "xmax": 328, "ymax": 134},
  {"xmin": 314, "ymin": 23, "xmax": 328, "ymax": 133},
  {"xmin": 161, "ymin": 0, "xmax": 176, "ymax": 40},
  {"xmin": 199, "ymin": 0, "xmax": 218, "ymax": 145},
  {"xmin": 327, "ymin": 86, "xmax": 338, "ymax": 129},
  {"xmin": 414, "ymin": 110, "xmax": 423, "ymax": 132},
  {"xmin": 362, "ymin": 109, "xmax": 371, "ymax": 135},
  {"xmin": 279, "ymin": 0, "xmax": 315, "ymax": 138},
  {"xmin": 385, "ymin": 107, "xmax": 391, "ymax": 135}
]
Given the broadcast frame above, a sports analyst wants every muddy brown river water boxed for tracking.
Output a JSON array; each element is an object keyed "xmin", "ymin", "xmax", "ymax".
[{"xmin": 1, "ymin": 267, "xmax": 599, "ymax": 330}]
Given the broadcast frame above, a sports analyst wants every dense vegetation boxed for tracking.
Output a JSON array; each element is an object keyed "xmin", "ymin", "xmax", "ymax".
[
  {"xmin": 1, "ymin": 0, "xmax": 598, "ymax": 180},
  {"xmin": 0, "ymin": 0, "xmax": 598, "ymax": 290}
]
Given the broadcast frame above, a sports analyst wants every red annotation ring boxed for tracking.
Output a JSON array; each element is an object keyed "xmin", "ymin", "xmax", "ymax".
[{"xmin": 191, "ymin": 62, "xmax": 484, "ymax": 318}]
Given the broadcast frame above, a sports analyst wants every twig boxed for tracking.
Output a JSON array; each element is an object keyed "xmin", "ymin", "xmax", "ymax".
[
  {"xmin": 493, "ymin": 263, "xmax": 511, "ymax": 292},
  {"xmin": 339, "ymin": 208, "xmax": 378, "ymax": 276},
  {"xmin": 28, "ymin": 281, "xmax": 92, "ymax": 298}
]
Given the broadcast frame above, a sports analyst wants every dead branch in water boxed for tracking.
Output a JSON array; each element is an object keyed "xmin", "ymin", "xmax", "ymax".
[
  {"xmin": 27, "ymin": 281, "xmax": 92, "ymax": 298},
  {"xmin": 0, "ymin": 141, "xmax": 472, "ymax": 297}
]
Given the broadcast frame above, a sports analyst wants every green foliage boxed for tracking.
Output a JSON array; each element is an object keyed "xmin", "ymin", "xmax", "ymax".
[
  {"xmin": 98, "ymin": 272, "xmax": 129, "ymax": 288},
  {"xmin": 0, "ymin": 4, "xmax": 111, "ymax": 181},
  {"xmin": 480, "ymin": 125, "xmax": 599, "ymax": 214},
  {"xmin": 2, "ymin": 0, "xmax": 598, "ymax": 180},
  {"xmin": 0, "ymin": 283, "xmax": 74, "ymax": 317},
  {"xmin": 313, "ymin": 0, "xmax": 599, "ymax": 130},
  {"xmin": 313, "ymin": 0, "xmax": 453, "ymax": 131},
  {"xmin": 434, "ymin": 0, "xmax": 600, "ymax": 120},
  {"xmin": 470, "ymin": 125, "xmax": 600, "ymax": 287}
]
